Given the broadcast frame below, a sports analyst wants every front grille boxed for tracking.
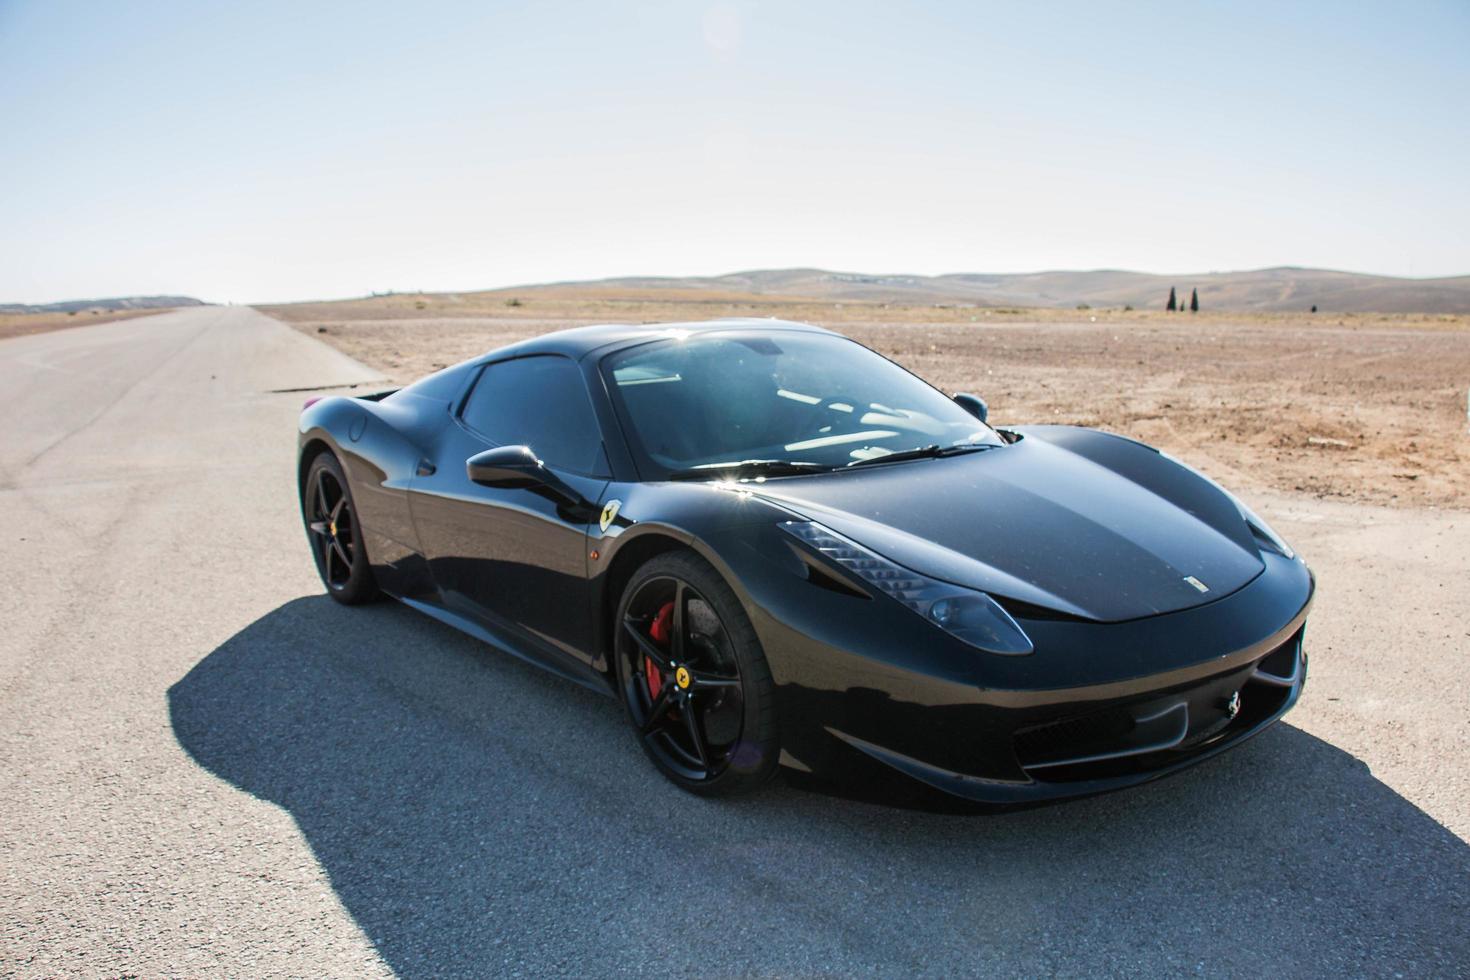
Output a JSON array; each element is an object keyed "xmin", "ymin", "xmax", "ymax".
[
  {"xmin": 1012, "ymin": 633, "xmax": 1304, "ymax": 783},
  {"xmin": 1013, "ymin": 705, "xmax": 1136, "ymax": 769}
]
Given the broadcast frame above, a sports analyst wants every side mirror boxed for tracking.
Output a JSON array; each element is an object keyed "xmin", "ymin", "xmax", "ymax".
[
  {"xmin": 466, "ymin": 445, "xmax": 585, "ymax": 508},
  {"xmin": 953, "ymin": 392, "xmax": 989, "ymax": 424}
]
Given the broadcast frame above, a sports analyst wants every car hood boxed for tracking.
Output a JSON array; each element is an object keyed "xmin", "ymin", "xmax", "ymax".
[{"xmin": 743, "ymin": 426, "xmax": 1265, "ymax": 623}]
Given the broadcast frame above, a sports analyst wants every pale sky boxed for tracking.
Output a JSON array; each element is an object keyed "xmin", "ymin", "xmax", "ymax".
[{"xmin": 1, "ymin": 0, "xmax": 1467, "ymax": 304}]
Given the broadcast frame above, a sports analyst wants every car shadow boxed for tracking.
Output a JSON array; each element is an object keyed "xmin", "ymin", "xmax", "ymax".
[{"xmin": 169, "ymin": 596, "xmax": 1469, "ymax": 977}]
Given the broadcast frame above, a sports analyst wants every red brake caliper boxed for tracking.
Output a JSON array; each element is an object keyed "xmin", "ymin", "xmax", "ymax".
[{"xmin": 646, "ymin": 601, "xmax": 674, "ymax": 699}]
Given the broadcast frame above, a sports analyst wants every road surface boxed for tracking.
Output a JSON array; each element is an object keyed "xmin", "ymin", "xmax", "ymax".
[{"xmin": 2, "ymin": 307, "xmax": 1466, "ymax": 977}]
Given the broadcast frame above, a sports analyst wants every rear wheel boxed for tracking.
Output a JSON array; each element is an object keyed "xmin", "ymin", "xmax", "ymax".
[
  {"xmin": 615, "ymin": 552, "xmax": 779, "ymax": 795},
  {"xmin": 302, "ymin": 451, "xmax": 380, "ymax": 605}
]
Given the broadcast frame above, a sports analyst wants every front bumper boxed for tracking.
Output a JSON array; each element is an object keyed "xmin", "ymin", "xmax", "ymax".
[
  {"xmin": 715, "ymin": 526, "xmax": 1315, "ymax": 804},
  {"xmin": 827, "ymin": 627, "xmax": 1305, "ymax": 804}
]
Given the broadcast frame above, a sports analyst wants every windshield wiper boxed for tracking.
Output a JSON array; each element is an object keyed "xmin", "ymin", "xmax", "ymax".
[
  {"xmin": 667, "ymin": 459, "xmax": 831, "ymax": 481},
  {"xmin": 845, "ymin": 442, "xmax": 998, "ymax": 468}
]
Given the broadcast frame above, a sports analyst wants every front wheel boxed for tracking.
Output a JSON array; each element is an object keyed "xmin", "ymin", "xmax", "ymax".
[
  {"xmin": 614, "ymin": 551, "xmax": 779, "ymax": 796},
  {"xmin": 301, "ymin": 451, "xmax": 381, "ymax": 605}
]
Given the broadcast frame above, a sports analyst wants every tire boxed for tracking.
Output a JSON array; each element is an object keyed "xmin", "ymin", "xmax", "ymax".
[
  {"xmin": 614, "ymin": 551, "xmax": 779, "ymax": 796},
  {"xmin": 301, "ymin": 450, "xmax": 381, "ymax": 605}
]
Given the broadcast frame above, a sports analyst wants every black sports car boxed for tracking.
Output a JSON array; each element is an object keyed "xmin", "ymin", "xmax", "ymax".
[{"xmin": 297, "ymin": 318, "xmax": 1312, "ymax": 802}]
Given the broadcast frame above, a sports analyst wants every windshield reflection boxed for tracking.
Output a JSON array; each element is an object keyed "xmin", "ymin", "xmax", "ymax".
[{"xmin": 602, "ymin": 331, "xmax": 1000, "ymax": 478}]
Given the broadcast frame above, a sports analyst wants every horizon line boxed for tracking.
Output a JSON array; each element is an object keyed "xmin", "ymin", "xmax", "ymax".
[{"xmin": 7, "ymin": 261, "xmax": 1470, "ymax": 309}]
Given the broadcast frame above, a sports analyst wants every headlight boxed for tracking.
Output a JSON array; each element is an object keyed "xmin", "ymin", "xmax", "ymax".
[
  {"xmin": 780, "ymin": 520, "xmax": 1034, "ymax": 656},
  {"xmin": 1160, "ymin": 453, "xmax": 1296, "ymax": 560}
]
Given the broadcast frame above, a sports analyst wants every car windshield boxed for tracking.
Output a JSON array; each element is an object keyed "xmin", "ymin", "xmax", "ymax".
[{"xmin": 601, "ymin": 330, "xmax": 1001, "ymax": 478}]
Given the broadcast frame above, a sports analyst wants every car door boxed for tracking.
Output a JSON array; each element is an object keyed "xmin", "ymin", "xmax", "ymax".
[{"xmin": 408, "ymin": 354, "xmax": 611, "ymax": 669}]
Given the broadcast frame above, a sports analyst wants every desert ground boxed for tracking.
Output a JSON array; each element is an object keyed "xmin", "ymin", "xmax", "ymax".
[
  {"xmin": 0, "ymin": 306, "xmax": 186, "ymax": 342},
  {"xmin": 3, "ymin": 304, "xmax": 1466, "ymax": 976},
  {"xmin": 262, "ymin": 291, "xmax": 1470, "ymax": 511}
]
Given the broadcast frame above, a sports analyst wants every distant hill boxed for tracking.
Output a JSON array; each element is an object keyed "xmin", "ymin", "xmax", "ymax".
[
  {"xmin": 533, "ymin": 267, "xmax": 1470, "ymax": 314},
  {"xmin": 0, "ymin": 295, "xmax": 204, "ymax": 314}
]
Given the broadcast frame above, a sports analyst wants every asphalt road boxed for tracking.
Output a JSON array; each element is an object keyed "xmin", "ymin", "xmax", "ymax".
[{"xmin": 2, "ymin": 306, "xmax": 1467, "ymax": 978}]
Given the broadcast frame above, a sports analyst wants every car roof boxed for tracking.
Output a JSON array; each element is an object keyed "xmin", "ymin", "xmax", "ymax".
[
  {"xmin": 482, "ymin": 317, "xmax": 839, "ymax": 362},
  {"xmin": 394, "ymin": 318, "xmax": 846, "ymax": 404}
]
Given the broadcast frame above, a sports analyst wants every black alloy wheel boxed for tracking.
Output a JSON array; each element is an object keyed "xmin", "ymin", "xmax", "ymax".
[
  {"xmin": 615, "ymin": 552, "xmax": 778, "ymax": 795},
  {"xmin": 302, "ymin": 451, "xmax": 380, "ymax": 605}
]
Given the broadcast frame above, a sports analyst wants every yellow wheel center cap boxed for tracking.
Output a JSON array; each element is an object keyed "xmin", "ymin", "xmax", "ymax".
[
  {"xmin": 675, "ymin": 666, "xmax": 692, "ymax": 690},
  {"xmin": 329, "ymin": 521, "xmax": 337, "ymax": 537}
]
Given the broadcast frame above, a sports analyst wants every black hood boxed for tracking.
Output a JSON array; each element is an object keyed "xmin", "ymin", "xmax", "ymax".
[{"xmin": 746, "ymin": 427, "xmax": 1265, "ymax": 623}]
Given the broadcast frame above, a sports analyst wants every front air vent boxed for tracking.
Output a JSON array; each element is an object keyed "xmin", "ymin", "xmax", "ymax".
[
  {"xmin": 1014, "ymin": 705, "xmax": 1138, "ymax": 768},
  {"xmin": 785, "ymin": 542, "xmax": 872, "ymax": 599},
  {"xmin": 1252, "ymin": 629, "xmax": 1303, "ymax": 687}
]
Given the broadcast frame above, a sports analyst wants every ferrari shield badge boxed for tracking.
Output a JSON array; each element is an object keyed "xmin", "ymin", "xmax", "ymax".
[{"xmin": 599, "ymin": 499, "xmax": 621, "ymax": 533}]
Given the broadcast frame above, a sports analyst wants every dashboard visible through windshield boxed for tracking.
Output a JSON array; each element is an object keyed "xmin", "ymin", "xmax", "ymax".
[{"xmin": 601, "ymin": 330, "xmax": 1000, "ymax": 479}]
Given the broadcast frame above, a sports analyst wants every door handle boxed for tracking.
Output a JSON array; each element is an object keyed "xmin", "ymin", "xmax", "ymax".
[{"xmin": 416, "ymin": 459, "xmax": 436, "ymax": 477}]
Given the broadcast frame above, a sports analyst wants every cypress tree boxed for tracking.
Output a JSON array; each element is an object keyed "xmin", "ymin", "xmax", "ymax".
[
  {"xmin": 1166, "ymin": 287, "xmax": 1177, "ymax": 311},
  {"xmin": 1190, "ymin": 288, "xmax": 1199, "ymax": 312}
]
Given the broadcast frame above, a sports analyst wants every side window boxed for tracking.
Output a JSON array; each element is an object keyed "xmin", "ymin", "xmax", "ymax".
[{"xmin": 460, "ymin": 355, "xmax": 607, "ymax": 476}]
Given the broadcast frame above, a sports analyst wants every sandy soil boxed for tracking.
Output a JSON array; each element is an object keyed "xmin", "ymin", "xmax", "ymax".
[
  {"xmin": 261, "ymin": 297, "xmax": 1470, "ymax": 510},
  {"xmin": 0, "ymin": 307, "xmax": 188, "ymax": 342}
]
